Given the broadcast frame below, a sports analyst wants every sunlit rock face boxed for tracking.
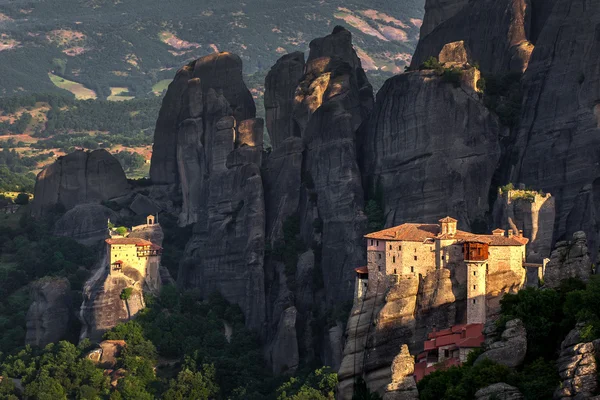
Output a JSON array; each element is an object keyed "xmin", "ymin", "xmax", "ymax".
[{"xmin": 31, "ymin": 149, "xmax": 130, "ymax": 217}]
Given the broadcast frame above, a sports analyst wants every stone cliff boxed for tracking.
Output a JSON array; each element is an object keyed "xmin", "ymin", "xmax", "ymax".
[
  {"xmin": 512, "ymin": 0, "xmax": 600, "ymax": 259},
  {"xmin": 26, "ymin": 277, "xmax": 73, "ymax": 347},
  {"xmin": 31, "ymin": 149, "xmax": 130, "ymax": 217}
]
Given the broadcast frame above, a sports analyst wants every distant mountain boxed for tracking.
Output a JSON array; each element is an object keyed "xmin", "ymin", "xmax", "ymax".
[{"xmin": 0, "ymin": 0, "xmax": 424, "ymax": 101}]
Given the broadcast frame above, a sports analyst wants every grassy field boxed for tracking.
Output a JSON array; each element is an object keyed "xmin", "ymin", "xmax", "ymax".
[
  {"xmin": 152, "ymin": 80, "xmax": 171, "ymax": 95},
  {"xmin": 48, "ymin": 73, "xmax": 97, "ymax": 100},
  {"xmin": 107, "ymin": 87, "xmax": 135, "ymax": 102}
]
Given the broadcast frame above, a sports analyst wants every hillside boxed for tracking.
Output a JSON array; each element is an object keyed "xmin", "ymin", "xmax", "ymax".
[{"xmin": 0, "ymin": 0, "xmax": 424, "ymax": 100}]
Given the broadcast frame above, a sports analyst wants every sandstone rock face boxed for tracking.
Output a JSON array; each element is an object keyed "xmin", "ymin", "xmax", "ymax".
[
  {"xmin": 476, "ymin": 319, "xmax": 527, "ymax": 368},
  {"xmin": 476, "ymin": 383, "xmax": 524, "ymax": 400},
  {"xmin": 150, "ymin": 52, "xmax": 256, "ymax": 185},
  {"xmin": 554, "ymin": 325, "xmax": 600, "ymax": 399},
  {"xmin": 31, "ymin": 150, "xmax": 130, "ymax": 217},
  {"xmin": 382, "ymin": 345, "xmax": 419, "ymax": 400},
  {"xmin": 26, "ymin": 278, "xmax": 72, "ymax": 347},
  {"xmin": 492, "ymin": 189, "xmax": 556, "ymax": 262},
  {"xmin": 544, "ymin": 231, "xmax": 593, "ymax": 288},
  {"xmin": 412, "ymin": 0, "xmax": 532, "ymax": 73},
  {"xmin": 264, "ymin": 52, "xmax": 305, "ymax": 149},
  {"xmin": 79, "ymin": 253, "xmax": 145, "ymax": 341},
  {"xmin": 360, "ymin": 70, "xmax": 503, "ymax": 230},
  {"xmin": 266, "ymin": 306, "xmax": 299, "ymax": 375},
  {"xmin": 512, "ymin": 0, "xmax": 600, "ymax": 253},
  {"xmin": 53, "ymin": 204, "xmax": 118, "ymax": 246}
]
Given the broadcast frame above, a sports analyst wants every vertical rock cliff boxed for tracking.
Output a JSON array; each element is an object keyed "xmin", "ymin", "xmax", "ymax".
[
  {"xmin": 513, "ymin": 0, "xmax": 600, "ymax": 255},
  {"xmin": 31, "ymin": 149, "xmax": 130, "ymax": 217}
]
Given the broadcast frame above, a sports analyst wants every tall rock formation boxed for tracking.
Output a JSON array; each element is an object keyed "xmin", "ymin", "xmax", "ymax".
[
  {"xmin": 412, "ymin": 0, "xmax": 534, "ymax": 73},
  {"xmin": 544, "ymin": 231, "xmax": 593, "ymax": 288},
  {"xmin": 361, "ymin": 58, "xmax": 502, "ymax": 230},
  {"xmin": 26, "ymin": 278, "xmax": 72, "ymax": 347},
  {"xmin": 53, "ymin": 204, "xmax": 118, "ymax": 246},
  {"xmin": 149, "ymin": 52, "xmax": 266, "ymax": 333},
  {"xmin": 513, "ymin": 0, "xmax": 600, "ymax": 254},
  {"xmin": 31, "ymin": 149, "xmax": 130, "ymax": 217}
]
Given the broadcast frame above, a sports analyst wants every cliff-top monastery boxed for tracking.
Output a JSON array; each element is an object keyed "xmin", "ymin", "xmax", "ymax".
[{"xmin": 358, "ymin": 217, "xmax": 529, "ymax": 324}]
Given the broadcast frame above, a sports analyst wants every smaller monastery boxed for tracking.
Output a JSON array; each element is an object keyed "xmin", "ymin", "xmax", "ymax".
[
  {"xmin": 357, "ymin": 217, "xmax": 529, "ymax": 325},
  {"xmin": 106, "ymin": 215, "xmax": 163, "ymax": 292}
]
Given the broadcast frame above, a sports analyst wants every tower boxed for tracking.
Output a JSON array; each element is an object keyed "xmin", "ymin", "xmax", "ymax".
[{"xmin": 463, "ymin": 241, "xmax": 488, "ymax": 325}]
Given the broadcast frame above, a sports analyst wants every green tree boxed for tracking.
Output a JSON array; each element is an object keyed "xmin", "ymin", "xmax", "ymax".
[
  {"xmin": 163, "ymin": 365, "xmax": 219, "ymax": 400},
  {"xmin": 120, "ymin": 288, "xmax": 133, "ymax": 301},
  {"xmin": 277, "ymin": 367, "xmax": 338, "ymax": 400},
  {"xmin": 14, "ymin": 193, "xmax": 29, "ymax": 205}
]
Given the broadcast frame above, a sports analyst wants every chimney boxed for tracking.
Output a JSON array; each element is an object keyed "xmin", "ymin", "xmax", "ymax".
[
  {"xmin": 518, "ymin": 230, "xmax": 524, "ymax": 237},
  {"xmin": 439, "ymin": 217, "xmax": 458, "ymax": 236},
  {"xmin": 508, "ymin": 229, "xmax": 514, "ymax": 237},
  {"xmin": 492, "ymin": 228, "xmax": 505, "ymax": 237}
]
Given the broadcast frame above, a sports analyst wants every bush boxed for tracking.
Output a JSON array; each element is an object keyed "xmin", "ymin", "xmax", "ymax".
[
  {"xmin": 120, "ymin": 287, "xmax": 134, "ymax": 301},
  {"xmin": 442, "ymin": 67, "xmax": 463, "ymax": 88},
  {"xmin": 14, "ymin": 193, "xmax": 29, "ymax": 205},
  {"xmin": 420, "ymin": 56, "xmax": 444, "ymax": 73}
]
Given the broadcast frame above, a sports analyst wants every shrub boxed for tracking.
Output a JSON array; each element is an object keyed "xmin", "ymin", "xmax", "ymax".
[
  {"xmin": 14, "ymin": 193, "xmax": 29, "ymax": 205},
  {"xmin": 442, "ymin": 67, "xmax": 463, "ymax": 88},
  {"xmin": 120, "ymin": 287, "xmax": 134, "ymax": 301},
  {"xmin": 420, "ymin": 56, "xmax": 444, "ymax": 73}
]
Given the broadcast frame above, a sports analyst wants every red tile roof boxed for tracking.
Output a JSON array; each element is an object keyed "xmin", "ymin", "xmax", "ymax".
[
  {"xmin": 365, "ymin": 223, "xmax": 440, "ymax": 241},
  {"xmin": 439, "ymin": 216, "xmax": 458, "ymax": 223},
  {"xmin": 366, "ymin": 223, "xmax": 527, "ymax": 246},
  {"xmin": 106, "ymin": 238, "xmax": 153, "ymax": 246}
]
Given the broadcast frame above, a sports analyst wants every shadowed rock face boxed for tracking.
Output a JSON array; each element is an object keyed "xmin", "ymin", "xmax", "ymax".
[
  {"xmin": 419, "ymin": 0, "xmax": 468, "ymax": 38},
  {"xmin": 360, "ymin": 70, "xmax": 503, "ymax": 230},
  {"xmin": 31, "ymin": 149, "xmax": 130, "ymax": 217},
  {"xmin": 53, "ymin": 204, "xmax": 118, "ymax": 246},
  {"xmin": 26, "ymin": 278, "xmax": 72, "ymax": 347},
  {"xmin": 412, "ymin": 0, "xmax": 533, "ymax": 73},
  {"xmin": 513, "ymin": 0, "xmax": 600, "ymax": 248},
  {"xmin": 150, "ymin": 52, "xmax": 256, "ymax": 185}
]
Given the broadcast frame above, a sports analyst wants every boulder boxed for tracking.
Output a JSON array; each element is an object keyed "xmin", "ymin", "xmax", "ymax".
[
  {"xmin": 129, "ymin": 194, "xmax": 161, "ymax": 216},
  {"xmin": 85, "ymin": 340, "xmax": 127, "ymax": 369},
  {"xmin": 31, "ymin": 149, "xmax": 130, "ymax": 217},
  {"xmin": 26, "ymin": 278, "xmax": 72, "ymax": 347},
  {"xmin": 53, "ymin": 204, "xmax": 118, "ymax": 246},
  {"xmin": 554, "ymin": 325, "xmax": 600, "ymax": 399},
  {"xmin": 475, "ymin": 383, "xmax": 524, "ymax": 400},
  {"xmin": 383, "ymin": 345, "xmax": 419, "ymax": 400},
  {"xmin": 544, "ymin": 231, "xmax": 592, "ymax": 288},
  {"xmin": 476, "ymin": 319, "xmax": 527, "ymax": 368}
]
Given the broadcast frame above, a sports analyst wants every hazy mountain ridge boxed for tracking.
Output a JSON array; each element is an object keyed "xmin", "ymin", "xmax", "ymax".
[{"xmin": 0, "ymin": 0, "xmax": 424, "ymax": 99}]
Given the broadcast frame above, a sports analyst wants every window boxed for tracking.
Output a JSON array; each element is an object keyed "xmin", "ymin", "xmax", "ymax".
[
  {"xmin": 389, "ymin": 244, "xmax": 392, "ymax": 250},
  {"xmin": 473, "ymin": 271, "xmax": 477, "ymax": 276},
  {"xmin": 378, "ymin": 254, "xmax": 382, "ymax": 259},
  {"xmin": 376, "ymin": 240, "xmax": 379, "ymax": 246},
  {"xmin": 370, "ymin": 240, "xmax": 373, "ymax": 246},
  {"xmin": 414, "ymin": 256, "xmax": 418, "ymax": 261},
  {"xmin": 473, "ymin": 299, "xmax": 477, "ymax": 304},
  {"xmin": 394, "ymin": 269, "xmax": 397, "ymax": 274},
  {"xmin": 444, "ymin": 349, "xmax": 450, "ymax": 358},
  {"xmin": 378, "ymin": 266, "xmax": 381, "ymax": 272},
  {"xmin": 411, "ymin": 266, "xmax": 414, "ymax": 273},
  {"xmin": 473, "ymin": 285, "xmax": 477, "ymax": 290},
  {"xmin": 398, "ymin": 246, "xmax": 401, "ymax": 251},
  {"xmin": 393, "ymin": 256, "xmax": 396, "ymax": 263}
]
